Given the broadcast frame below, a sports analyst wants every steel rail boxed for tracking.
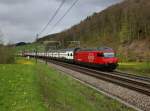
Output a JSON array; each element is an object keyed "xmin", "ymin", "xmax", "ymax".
[{"xmin": 113, "ymin": 71, "xmax": 150, "ymax": 82}]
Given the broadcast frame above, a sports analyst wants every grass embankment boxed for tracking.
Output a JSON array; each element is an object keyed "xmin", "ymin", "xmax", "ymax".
[
  {"xmin": 0, "ymin": 63, "xmax": 47, "ymax": 111},
  {"xmin": 0, "ymin": 58, "xmax": 135, "ymax": 111},
  {"xmin": 118, "ymin": 62, "xmax": 150, "ymax": 77}
]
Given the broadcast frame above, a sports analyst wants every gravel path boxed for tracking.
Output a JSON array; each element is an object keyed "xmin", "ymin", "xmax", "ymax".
[{"xmin": 41, "ymin": 60, "xmax": 150, "ymax": 111}]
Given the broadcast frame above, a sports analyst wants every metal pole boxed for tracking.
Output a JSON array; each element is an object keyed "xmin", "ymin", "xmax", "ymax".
[
  {"xmin": 36, "ymin": 34, "xmax": 38, "ymax": 64},
  {"xmin": 45, "ymin": 51, "xmax": 47, "ymax": 64}
]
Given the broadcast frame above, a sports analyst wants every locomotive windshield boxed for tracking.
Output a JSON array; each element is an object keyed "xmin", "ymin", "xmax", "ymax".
[{"xmin": 103, "ymin": 52, "xmax": 115, "ymax": 58}]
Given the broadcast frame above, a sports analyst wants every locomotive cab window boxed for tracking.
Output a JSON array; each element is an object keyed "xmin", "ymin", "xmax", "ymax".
[
  {"xmin": 70, "ymin": 53, "xmax": 73, "ymax": 56},
  {"xmin": 104, "ymin": 52, "xmax": 115, "ymax": 58}
]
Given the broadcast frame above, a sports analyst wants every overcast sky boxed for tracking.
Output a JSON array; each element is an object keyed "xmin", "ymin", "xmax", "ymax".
[{"xmin": 0, "ymin": 0, "xmax": 122, "ymax": 43}]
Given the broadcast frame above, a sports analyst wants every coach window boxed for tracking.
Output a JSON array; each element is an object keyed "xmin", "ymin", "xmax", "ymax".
[
  {"xmin": 70, "ymin": 53, "xmax": 73, "ymax": 56},
  {"xmin": 68, "ymin": 53, "xmax": 69, "ymax": 56}
]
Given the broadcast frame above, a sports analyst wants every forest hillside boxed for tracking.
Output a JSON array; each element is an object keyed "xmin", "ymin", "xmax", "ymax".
[{"xmin": 37, "ymin": 0, "xmax": 150, "ymax": 61}]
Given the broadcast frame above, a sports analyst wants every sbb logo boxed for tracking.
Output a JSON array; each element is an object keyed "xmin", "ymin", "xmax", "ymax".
[{"xmin": 88, "ymin": 53, "xmax": 94, "ymax": 62}]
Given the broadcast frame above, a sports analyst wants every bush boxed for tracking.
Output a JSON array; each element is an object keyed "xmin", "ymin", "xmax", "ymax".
[{"xmin": 0, "ymin": 45, "xmax": 15, "ymax": 64}]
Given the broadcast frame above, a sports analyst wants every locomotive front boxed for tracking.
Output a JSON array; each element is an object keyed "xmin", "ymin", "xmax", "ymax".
[{"xmin": 96, "ymin": 47, "xmax": 119, "ymax": 70}]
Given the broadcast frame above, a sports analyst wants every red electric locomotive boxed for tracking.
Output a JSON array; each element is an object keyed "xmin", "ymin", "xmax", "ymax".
[{"xmin": 74, "ymin": 47, "xmax": 118, "ymax": 71}]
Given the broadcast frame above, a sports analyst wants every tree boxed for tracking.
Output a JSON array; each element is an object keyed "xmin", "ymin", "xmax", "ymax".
[{"xmin": 119, "ymin": 11, "xmax": 130, "ymax": 43}]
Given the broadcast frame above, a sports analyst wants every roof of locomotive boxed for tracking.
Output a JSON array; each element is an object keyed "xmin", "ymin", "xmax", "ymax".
[{"xmin": 76, "ymin": 47, "xmax": 113, "ymax": 52}]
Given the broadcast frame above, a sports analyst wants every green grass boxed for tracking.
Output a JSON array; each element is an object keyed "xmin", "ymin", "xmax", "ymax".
[
  {"xmin": 0, "ymin": 58, "xmax": 135, "ymax": 111},
  {"xmin": 118, "ymin": 62, "xmax": 150, "ymax": 77},
  {"xmin": 0, "ymin": 64, "xmax": 47, "ymax": 111}
]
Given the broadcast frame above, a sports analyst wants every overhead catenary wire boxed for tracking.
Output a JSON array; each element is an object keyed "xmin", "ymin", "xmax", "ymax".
[
  {"xmin": 50, "ymin": 0, "xmax": 79, "ymax": 33},
  {"xmin": 38, "ymin": 0, "xmax": 66, "ymax": 36}
]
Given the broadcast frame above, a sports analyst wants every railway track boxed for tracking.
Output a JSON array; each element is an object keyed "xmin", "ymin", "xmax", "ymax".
[
  {"xmin": 46, "ymin": 59, "xmax": 150, "ymax": 96},
  {"xmin": 114, "ymin": 71, "xmax": 150, "ymax": 83}
]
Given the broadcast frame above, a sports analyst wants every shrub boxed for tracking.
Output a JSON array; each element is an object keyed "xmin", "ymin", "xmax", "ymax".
[{"xmin": 0, "ymin": 45, "xmax": 15, "ymax": 64}]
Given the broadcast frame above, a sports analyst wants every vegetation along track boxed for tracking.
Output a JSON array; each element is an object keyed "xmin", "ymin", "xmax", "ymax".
[{"xmin": 45, "ymin": 59, "xmax": 150, "ymax": 96}]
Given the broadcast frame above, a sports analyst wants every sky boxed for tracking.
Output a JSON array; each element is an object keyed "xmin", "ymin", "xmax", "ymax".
[{"xmin": 0, "ymin": 0, "xmax": 122, "ymax": 43}]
